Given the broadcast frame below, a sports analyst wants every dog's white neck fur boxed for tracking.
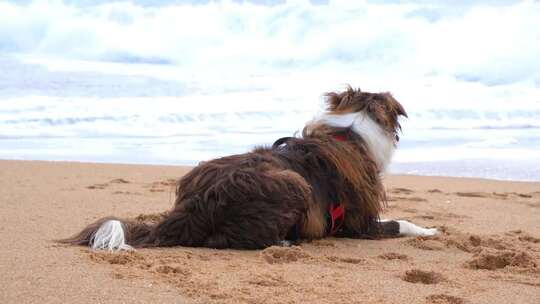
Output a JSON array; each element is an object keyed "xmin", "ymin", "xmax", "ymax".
[{"xmin": 316, "ymin": 111, "xmax": 395, "ymax": 172}]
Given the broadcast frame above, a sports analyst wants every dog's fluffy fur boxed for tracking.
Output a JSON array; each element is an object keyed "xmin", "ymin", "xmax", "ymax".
[{"xmin": 61, "ymin": 87, "xmax": 437, "ymax": 251}]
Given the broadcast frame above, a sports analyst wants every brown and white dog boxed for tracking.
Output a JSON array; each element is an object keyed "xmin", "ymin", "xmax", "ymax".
[{"xmin": 62, "ymin": 86, "xmax": 437, "ymax": 251}]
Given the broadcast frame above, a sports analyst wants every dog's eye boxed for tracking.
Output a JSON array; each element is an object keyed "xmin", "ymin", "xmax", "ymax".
[{"xmin": 395, "ymin": 134, "xmax": 400, "ymax": 142}]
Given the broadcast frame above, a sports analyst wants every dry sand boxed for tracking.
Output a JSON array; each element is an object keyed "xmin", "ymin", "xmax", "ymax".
[{"xmin": 1, "ymin": 160, "xmax": 539, "ymax": 304}]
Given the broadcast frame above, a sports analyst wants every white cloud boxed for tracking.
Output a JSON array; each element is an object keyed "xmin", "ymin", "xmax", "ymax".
[{"xmin": 1, "ymin": 0, "xmax": 539, "ymax": 108}]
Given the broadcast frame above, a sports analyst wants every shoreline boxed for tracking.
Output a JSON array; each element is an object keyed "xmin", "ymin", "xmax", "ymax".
[
  {"xmin": 1, "ymin": 159, "xmax": 539, "ymax": 303},
  {"xmin": 2, "ymin": 157, "xmax": 540, "ymax": 183}
]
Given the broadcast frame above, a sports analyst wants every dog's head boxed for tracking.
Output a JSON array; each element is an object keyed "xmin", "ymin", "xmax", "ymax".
[
  {"xmin": 325, "ymin": 86, "xmax": 407, "ymax": 142},
  {"xmin": 308, "ymin": 86, "xmax": 407, "ymax": 172}
]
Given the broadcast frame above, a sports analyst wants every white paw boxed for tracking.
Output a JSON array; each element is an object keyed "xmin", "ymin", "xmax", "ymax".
[
  {"xmin": 397, "ymin": 220, "xmax": 439, "ymax": 237},
  {"xmin": 417, "ymin": 227, "xmax": 439, "ymax": 237},
  {"xmin": 279, "ymin": 240, "xmax": 293, "ymax": 247}
]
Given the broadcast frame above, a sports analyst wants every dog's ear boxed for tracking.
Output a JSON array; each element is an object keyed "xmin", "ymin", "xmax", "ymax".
[
  {"xmin": 377, "ymin": 93, "xmax": 407, "ymax": 118},
  {"xmin": 391, "ymin": 94, "xmax": 408, "ymax": 118},
  {"xmin": 324, "ymin": 86, "xmax": 357, "ymax": 111},
  {"xmin": 365, "ymin": 93, "xmax": 407, "ymax": 132}
]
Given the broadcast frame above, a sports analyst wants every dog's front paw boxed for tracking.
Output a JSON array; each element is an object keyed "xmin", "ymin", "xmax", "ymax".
[
  {"xmin": 417, "ymin": 227, "xmax": 439, "ymax": 237},
  {"xmin": 279, "ymin": 240, "xmax": 293, "ymax": 247},
  {"xmin": 397, "ymin": 220, "xmax": 439, "ymax": 237}
]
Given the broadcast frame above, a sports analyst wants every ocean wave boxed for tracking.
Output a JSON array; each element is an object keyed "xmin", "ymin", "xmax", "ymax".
[
  {"xmin": 0, "ymin": 56, "xmax": 187, "ymax": 98},
  {"xmin": 405, "ymin": 108, "xmax": 540, "ymax": 130},
  {"xmin": 0, "ymin": 95, "xmax": 316, "ymax": 138},
  {"xmin": 2, "ymin": 95, "xmax": 539, "ymax": 139}
]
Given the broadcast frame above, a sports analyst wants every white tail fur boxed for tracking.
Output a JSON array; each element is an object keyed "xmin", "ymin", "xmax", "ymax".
[{"xmin": 90, "ymin": 220, "xmax": 133, "ymax": 251}]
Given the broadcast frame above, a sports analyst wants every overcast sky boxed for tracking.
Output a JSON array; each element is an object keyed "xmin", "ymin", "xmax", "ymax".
[{"xmin": 1, "ymin": 0, "xmax": 538, "ymax": 108}]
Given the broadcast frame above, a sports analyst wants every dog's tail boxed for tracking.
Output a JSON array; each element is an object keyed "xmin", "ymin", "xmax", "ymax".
[
  {"xmin": 58, "ymin": 216, "xmax": 156, "ymax": 251},
  {"xmin": 59, "ymin": 209, "xmax": 214, "ymax": 251}
]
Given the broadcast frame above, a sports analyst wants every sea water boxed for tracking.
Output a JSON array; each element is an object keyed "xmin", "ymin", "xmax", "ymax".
[{"xmin": 1, "ymin": 0, "xmax": 539, "ymax": 181}]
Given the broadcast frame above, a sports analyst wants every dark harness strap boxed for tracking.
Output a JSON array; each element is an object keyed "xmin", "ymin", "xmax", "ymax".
[{"xmin": 272, "ymin": 136, "xmax": 295, "ymax": 149}]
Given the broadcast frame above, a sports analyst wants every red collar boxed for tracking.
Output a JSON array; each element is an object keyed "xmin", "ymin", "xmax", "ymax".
[{"xmin": 333, "ymin": 133, "xmax": 347, "ymax": 141}]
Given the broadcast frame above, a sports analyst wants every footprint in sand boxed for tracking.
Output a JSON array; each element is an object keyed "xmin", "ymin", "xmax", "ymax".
[
  {"xmin": 402, "ymin": 208, "xmax": 419, "ymax": 214},
  {"xmin": 247, "ymin": 273, "xmax": 288, "ymax": 287},
  {"xmin": 517, "ymin": 235, "xmax": 540, "ymax": 244},
  {"xmin": 387, "ymin": 196, "xmax": 428, "ymax": 202},
  {"xmin": 405, "ymin": 237, "xmax": 444, "ymax": 251},
  {"xmin": 387, "ymin": 188, "xmax": 429, "ymax": 202},
  {"xmin": 412, "ymin": 230, "xmax": 540, "ymax": 272},
  {"xmin": 405, "ymin": 227, "xmax": 540, "ymax": 256},
  {"xmin": 426, "ymin": 294, "xmax": 465, "ymax": 304},
  {"xmin": 90, "ymin": 251, "xmax": 144, "ymax": 265},
  {"xmin": 454, "ymin": 191, "xmax": 536, "ymax": 200},
  {"xmin": 87, "ymin": 178, "xmax": 131, "ymax": 189},
  {"xmin": 112, "ymin": 191, "xmax": 142, "ymax": 195},
  {"xmin": 512, "ymin": 192, "xmax": 533, "ymax": 198},
  {"xmin": 325, "ymin": 256, "xmax": 364, "ymax": 264},
  {"xmin": 146, "ymin": 179, "xmax": 177, "ymax": 192},
  {"xmin": 454, "ymin": 192, "xmax": 492, "ymax": 198},
  {"xmin": 260, "ymin": 246, "xmax": 312, "ymax": 264},
  {"xmin": 110, "ymin": 178, "xmax": 130, "ymax": 184},
  {"xmin": 402, "ymin": 269, "xmax": 444, "ymax": 284},
  {"xmin": 412, "ymin": 211, "xmax": 469, "ymax": 221},
  {"xmin": 310, "ymin": 239, "xmax": 337, "ymax": 247},
  {"xmin": 389, "ymin": 187, "xmax": 415, "ymax": 195},
  {"xmin": 466, "ymin": 250, "xmax": 537, "ymax": 271},
  {"xmin": 87, "ymin": 183, "xmax": 108, "ymax": 189},
  {"xmin": 152, "ymin": 264, "xmax": 190, "ymax": 276},
  {"xmin": 378, "ymin": 252, "xmax": 409, "ymax": 260}
]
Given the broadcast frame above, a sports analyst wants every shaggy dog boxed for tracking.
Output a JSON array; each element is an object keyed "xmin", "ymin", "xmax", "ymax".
[{"xmin": 62, "ymin": 87, "xmax": 437, "ymax": 250}]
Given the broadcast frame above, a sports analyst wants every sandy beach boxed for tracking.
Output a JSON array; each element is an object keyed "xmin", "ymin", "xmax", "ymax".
[{"xmin": 1, "ymin": 159, "xmax": 538, "ymax": 304}]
